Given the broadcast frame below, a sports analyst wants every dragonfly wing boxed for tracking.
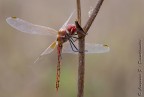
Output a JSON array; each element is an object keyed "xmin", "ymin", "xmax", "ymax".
[
  {"xmin": 40, "ymin": 41, "xmax": 57, "ymax": 56},
  {"xmin": 6, "ymin": 17, "xmax": 57, "ymax": 36},
  {"xmin": 59, "ymin": 10, "xmax": 75, "ymax": 31},
  {"xmin": 85, "ymin": 43, "xmax": 110, "ymax": 53},
  {"xmin": 34, "ymin": 41, "xmax": 57, "ymax": 63},
  {"xmin": 62, "ymin": 43, "xmax": 110, "ymax": 54}
]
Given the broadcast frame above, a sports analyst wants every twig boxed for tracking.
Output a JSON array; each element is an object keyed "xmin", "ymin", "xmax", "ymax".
[
  {"xmin": 76, "ymin": 0, "xmax": 81, "ymax": 25},
  {"xmin": 76, "ymin": 22, "xmax": 85, "ymax": 97},
  {"xmin": 83, "ymin": 0, "xmax": 104, "ymax": 33},
  {"xmin": 76, "ymin": 0, "xmax": 105, "ymax": 97},
  {"xmin": 76, "ymin": 1, "xmax": 85, "ymax": 97}
]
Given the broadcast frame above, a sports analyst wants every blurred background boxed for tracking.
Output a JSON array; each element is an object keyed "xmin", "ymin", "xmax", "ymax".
[{"xmin": 0, "ymin": 0, "xmax": 144, "ymax": 97}]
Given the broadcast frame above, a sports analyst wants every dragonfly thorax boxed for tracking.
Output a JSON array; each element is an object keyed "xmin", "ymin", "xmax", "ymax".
[{"xmin": 57, "ymin": 24, "xmax": 76, "ymax": 44}]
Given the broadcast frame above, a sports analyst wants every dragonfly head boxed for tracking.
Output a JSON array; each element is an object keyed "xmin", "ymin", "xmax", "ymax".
[{"xmin": 66, "ymin": 24, "xmax": 76, "ymax": 35}]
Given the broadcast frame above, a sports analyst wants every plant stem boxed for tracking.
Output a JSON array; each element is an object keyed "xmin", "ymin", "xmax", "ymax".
[
  {"xmin": 83, "ymin": 0, "xmax": 104, "ymax": 32},
  {"xmin": 76, "ymin": 1, "xmax": 85, "ymax": 97},
  {"xmin": 76, "ymin": 0, "xmax": 81, "ymax": 25},
  {"xmin": 76, "ymin": 0, "xmax": 105, "ymax": 97}
]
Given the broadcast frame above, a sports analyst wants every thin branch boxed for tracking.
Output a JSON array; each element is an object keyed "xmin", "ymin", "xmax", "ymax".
[
  {"xmin": 83, "ymin": 0, "xmax": 104, "ymax": 33},
  {"xmin": 76, "ymin": 1, "xmax": 85, "ymax": 97},
  {"xmin": 76, "ymin": 0, "xmax": 104, "ymax": 97},
  {"xmin": 76, "ymin": 22, "xmax": 85, "ymax": 97},
  {"xmin": 76, "ymin": 0, "xmax": 81, "ymax": 25}
]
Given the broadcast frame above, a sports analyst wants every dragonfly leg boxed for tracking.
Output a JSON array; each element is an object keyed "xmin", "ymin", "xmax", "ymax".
[
  {"xmin": 68, "ymin": 38, "xmax": 86, "ymax": 53},
  {"xmin": 71, "ymin": 36, "xmax": 82, "ymax": 42},
  {"xmin": 66, "ymin": 33, "xmax": 79, "ymax": 42},
  {"xmin": 69, "ymin": 40, "xmax": 79, "ymax": 52},
  {"xmin": 65, "ymin": 31, "xmax": 86, "ymax": 53},
  {"xmin": 65, "ymin": 33, "xmax": 76, "ymax": 43}
]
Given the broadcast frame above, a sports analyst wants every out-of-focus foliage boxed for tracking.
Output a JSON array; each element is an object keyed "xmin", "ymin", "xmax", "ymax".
[{"xmin": 0, "ymin": 0, "xmax": 144, "ymax": 97}]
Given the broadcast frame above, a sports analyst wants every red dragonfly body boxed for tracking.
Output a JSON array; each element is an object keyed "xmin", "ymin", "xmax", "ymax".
[
  {"xmin": 57, "ymin": 24, "xmax": 76, "ymax": 44},
  {"xmin": 56, "ymin": 24, "xmax": 76, "ymax": 90}
]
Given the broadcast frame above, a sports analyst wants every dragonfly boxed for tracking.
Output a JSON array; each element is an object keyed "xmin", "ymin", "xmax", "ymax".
[{"xmin": 6, "ymin": 11, "xmax": 110, "ymax": 91}]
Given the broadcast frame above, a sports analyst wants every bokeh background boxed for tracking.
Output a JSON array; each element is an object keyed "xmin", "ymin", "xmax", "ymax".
[{"xmin": 0, "ymin": 0, "xmax": 144, "ymax": 97}]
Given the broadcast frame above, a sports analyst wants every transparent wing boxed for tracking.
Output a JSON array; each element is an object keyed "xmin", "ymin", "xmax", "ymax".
[
  {"xmin": 62, "ymin": 43, "xmax": 110, "ymax": 54},
  {"xmin": 34, "ymin": 41, "xmax": 57, "ymax": 63},
  {"xmin": 6, "ymin": 17, "xmax": 57, "ymax": 36},
  {"xmin": 41, "ymin": 41, "xmax": 57, "ymax": 56},
  {"xmin": 59, "ymin": 10, "xmax": 75, "ymax": 31}
]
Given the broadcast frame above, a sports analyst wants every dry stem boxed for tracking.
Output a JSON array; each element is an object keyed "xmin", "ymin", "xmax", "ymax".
[{"xmin": 76, "ymin": 0, "xmax": 105, "ymax": 97}]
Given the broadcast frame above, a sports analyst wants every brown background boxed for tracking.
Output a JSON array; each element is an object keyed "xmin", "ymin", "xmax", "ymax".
[{"xmin": 0, "ymin": 0, "xmax": 144, "ymax": 97}]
